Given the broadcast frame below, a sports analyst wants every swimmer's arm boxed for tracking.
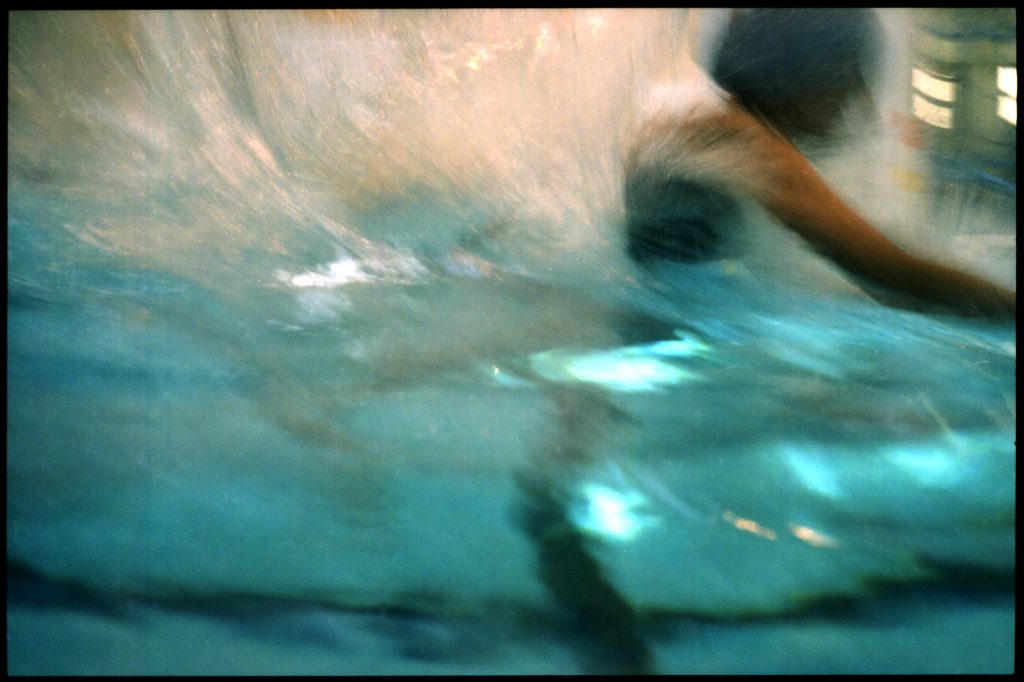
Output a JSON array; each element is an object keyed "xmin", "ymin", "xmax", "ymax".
[{"xmin": 757, "ymin": 138, "xmax": 1015, "ymax": 319}]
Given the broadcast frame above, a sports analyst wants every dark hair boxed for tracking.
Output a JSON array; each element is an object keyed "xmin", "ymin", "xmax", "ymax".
[
  {"xmin": 710, "ymin": 8, "xmax": 883, "ymax": 139},
  {"xmin": 624, "ymin": 171, "xmax": 742, "ymax": 264}
]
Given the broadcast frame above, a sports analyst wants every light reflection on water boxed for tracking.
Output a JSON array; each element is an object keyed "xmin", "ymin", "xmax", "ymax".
[{"xmin": 7, "ymin": 9, "xmax": 1015, "ymax": 675}]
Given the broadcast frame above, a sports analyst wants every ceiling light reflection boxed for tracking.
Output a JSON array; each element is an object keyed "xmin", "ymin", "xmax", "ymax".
[
  {"xmin": 789, "ymin": 522, "xmax": 839, "ymax": 548},
  {"xmin": 569, "ymin": 483, "xmax": 661, "ymax": 542},
  {"xmin": 528, "ymin": 330, "xmax": 709, "ymax": 392},
  {"xmin": 722, "ymin": 510, "xmax": 777, "ymax": 540},
  {"xmin": 782, "ymin": 446, "xmax": 843, "ymax": 499},
  {"xmin": 275, "ymin": 252, "xmax": 429, "ymax": 290}
]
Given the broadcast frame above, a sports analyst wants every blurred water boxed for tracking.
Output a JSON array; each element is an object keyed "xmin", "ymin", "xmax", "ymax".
[{"xmin": 7, "ymin": 9, "xmax": 1016, "ymax": 674}]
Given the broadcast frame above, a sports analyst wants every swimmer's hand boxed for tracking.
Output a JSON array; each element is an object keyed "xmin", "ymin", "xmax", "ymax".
[{"xmin": 686, "ymin": 101, "xmax": 1016, "ymax": 320}]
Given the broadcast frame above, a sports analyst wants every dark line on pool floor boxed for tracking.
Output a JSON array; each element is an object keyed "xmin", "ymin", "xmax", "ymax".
[{"xmin": 514, "ymin": 470, "xmax": 656, "ymax": 675}]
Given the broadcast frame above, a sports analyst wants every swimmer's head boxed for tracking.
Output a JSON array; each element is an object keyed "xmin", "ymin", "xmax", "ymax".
[
  {"xmin": 708, "ymin": 9, "xmax": 883, "ymax": 145},
  {"xmin": 624, "ymin": 171, "xmax": 743, "ymax": 264}
]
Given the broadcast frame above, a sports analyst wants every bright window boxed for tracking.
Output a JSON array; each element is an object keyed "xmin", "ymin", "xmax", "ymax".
[
  {"xmin": 912, "ymin": 93, "xmax": 953, "ymax": 129},
  {"xmin": 997, "ymin": 66, "xmax": 1017, "ymax": 98},
  {"xmin": 997, "ymin": 66, "xmax": 1016, "ymax": 126},
  {"xmin": 912, "ymin": 66, "xmax": 957, "ymax": 102},
  {"xmin": 997, "ymin": 94, "xmax": 1016, "ymax": 126}
]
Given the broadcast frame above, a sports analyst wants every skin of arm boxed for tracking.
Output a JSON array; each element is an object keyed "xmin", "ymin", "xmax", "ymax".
[{"xmin": 698, "ymin": 101, "xmax": 1016, "ymax": 319}]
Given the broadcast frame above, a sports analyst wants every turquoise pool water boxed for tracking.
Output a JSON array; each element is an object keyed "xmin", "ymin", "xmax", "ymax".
[{"xmin": 7, "ymin": 10, "xmax": 1015, "ymax": 674}]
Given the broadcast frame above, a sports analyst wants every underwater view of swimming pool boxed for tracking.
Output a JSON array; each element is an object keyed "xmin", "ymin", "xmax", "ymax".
[{"xmin": 7, "ymin": 10, "xmax": 1015, "ymax": 674}]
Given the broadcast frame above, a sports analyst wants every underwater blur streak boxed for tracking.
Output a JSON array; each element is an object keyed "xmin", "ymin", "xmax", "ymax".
[{"xmin": 7, "ymin": 9, "xmax": 1015, "ymax": 675}]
